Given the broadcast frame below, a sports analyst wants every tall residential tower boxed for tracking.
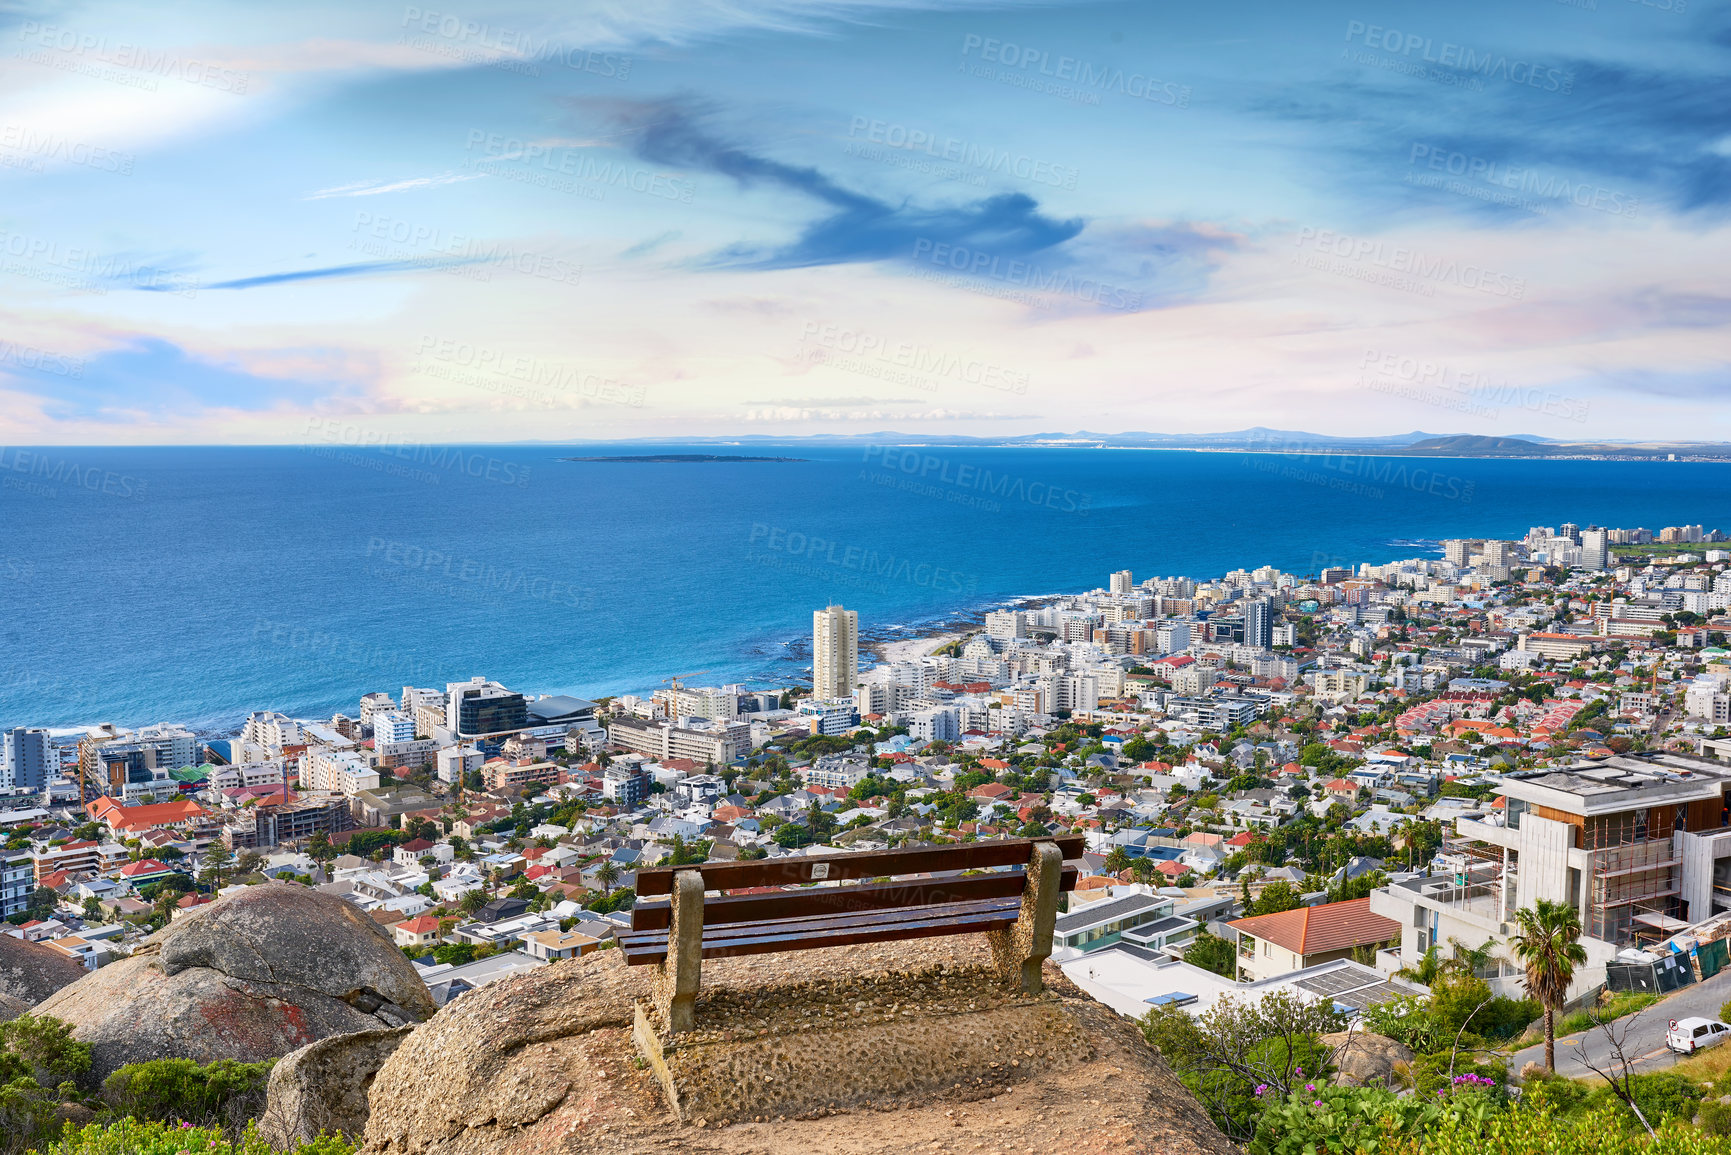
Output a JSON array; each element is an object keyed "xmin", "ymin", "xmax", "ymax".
[{"xmin": 813, "ymin": 604, "xmax": 859, "ymax": 701}]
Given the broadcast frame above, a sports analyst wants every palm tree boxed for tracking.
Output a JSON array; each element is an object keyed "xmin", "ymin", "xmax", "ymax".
[
  {"xmin": 1104, "ymin": 846, "xmax": 1131, "ymax": 877},
  {"xmin": 1447, "ymin": 936, "xmax": 1501, "ymax": 979},
  {"xmin": 596, "ymin": 860, "xmax": 619, "ymax": 897},
  {"xmin": 1511, "ymin": 899, "xmax": 1589, "ymax": 1073}
]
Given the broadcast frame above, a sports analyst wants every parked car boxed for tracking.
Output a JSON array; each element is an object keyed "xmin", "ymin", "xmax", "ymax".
[{"xmin": 1666, "ymin": 1017, "xmax": 1731, "ymax": 1054}]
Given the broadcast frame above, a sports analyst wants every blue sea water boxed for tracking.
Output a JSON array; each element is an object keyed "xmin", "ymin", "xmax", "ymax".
[{"xmin": 2, "ymin": 442, "xmax": 1727, "ymax": 733}]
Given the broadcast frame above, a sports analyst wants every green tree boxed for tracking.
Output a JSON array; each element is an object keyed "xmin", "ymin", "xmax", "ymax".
[
  {"xmin": 459, "ymin": 888, "xmax": 488, "ymax": 915},
  {"xmin": 1183, "ymin": 931, "xmax": 1237, "ymax": 978},
  {"xmin": 1245, "ymin": 879, "xmax": 1303, "ymax": 917},
  {"xmin": 80, "ymin": 895, "xmax": 104, "ymax": 922},
  {"xmin": 773, "ymin": 822, "xmax": 813, "ymax": 849},
  {"xmin": 1511, "ymin": 898, "xmax": 1589, "ymax": 1073},
  {"xmin": 235, "ymin": 850, "xmax": 265, "ymax": 876},
  {"xmin": 199, "ymin": 842, "xmax": 233, "ymax": 890}
]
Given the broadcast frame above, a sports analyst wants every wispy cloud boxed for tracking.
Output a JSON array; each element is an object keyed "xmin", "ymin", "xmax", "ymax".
[
  {"xmin": 202, "ymin": 259, "xmax": 479, "ymax": 290},
  {"xmin": 594, "ymin": 97, "xmax": 1084, "ymax": 270},
  {"xmin": 304, "ymin": 172, "xmax": 485, "ymax": 199}
]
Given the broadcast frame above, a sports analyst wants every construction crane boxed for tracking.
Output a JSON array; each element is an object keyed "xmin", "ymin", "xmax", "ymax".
[{"xmin": 660, "ymin": 671, "xmax": 711, "ymax": 695}]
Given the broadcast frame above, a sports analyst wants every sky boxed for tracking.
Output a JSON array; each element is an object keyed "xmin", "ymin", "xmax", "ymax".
[{"xmin": 0, "ymin": 0, "xmax": 1727, "ymax": 444}]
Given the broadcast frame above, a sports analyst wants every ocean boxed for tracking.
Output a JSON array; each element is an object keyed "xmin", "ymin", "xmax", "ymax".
[{"xmin": 2, "ymin": 442, "xmax": 1727, "ymax": 733}]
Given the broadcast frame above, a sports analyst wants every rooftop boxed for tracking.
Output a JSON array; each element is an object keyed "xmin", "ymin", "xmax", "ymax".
[
  {"xmin": 1498, "ymin": 754, "xmax": 1731, "ymax": 815},
  {"xmin": 1228, "ymin": 897, "xmax": 1401, "ymax": 957}
]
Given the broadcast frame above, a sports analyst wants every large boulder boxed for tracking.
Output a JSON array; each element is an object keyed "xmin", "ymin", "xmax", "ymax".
[
  {"xmin": 0, "ymin": 933, "xmax": 89, "ymax": 1005},
  {"xmin": 0, "ymin": 991, "xmax": 30, "ymax": 1023},
  {"xmin": 36, "ymin": 883, "xmax": 435, "ymax": 1083},
  {"xmin": 1321, "ymin": 1030, "xmax": 1414, "ymax": 1087},
  {"xmin": 362, "ymin": 938, "xmax": 1236, "ymax": 1155},
  {"xmin": 262, "ymin": 1026, "xmax": 416, "ymax": 1147}
]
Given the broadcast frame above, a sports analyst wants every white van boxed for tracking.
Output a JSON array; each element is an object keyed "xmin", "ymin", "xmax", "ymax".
[{"xmin": 1666, "ymin": 1017, "xmax": 1731, "ymax": 1055}]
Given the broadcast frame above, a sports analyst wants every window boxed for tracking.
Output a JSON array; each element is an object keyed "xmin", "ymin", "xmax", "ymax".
[{"xmin": 1696, "ymin": 1026, "xmax": 1710, "ymax": 1039}]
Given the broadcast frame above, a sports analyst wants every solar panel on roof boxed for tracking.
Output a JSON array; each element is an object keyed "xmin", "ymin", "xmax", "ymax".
[
  {"xmin": 1294, "ymin": 970, "xmax": 1364, "ymax": 997},
  {"xmin": 1341, "ymin": 982, "xmax": 1413, "ymax": 1007}
]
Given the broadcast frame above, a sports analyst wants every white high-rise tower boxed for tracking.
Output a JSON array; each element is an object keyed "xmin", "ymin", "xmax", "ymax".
[{"xmin": 813, "ymin": 604, "xmax": 859, "ymax": 701}]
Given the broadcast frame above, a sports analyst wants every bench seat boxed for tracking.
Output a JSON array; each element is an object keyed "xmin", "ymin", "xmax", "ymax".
[{"xmin": 617, "ymin": 896, "xmax": 1022, "ymax": 965}]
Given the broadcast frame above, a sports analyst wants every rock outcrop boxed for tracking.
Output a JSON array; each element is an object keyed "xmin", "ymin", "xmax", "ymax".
[
  {"xmin": 36, "ymin": 884, "xmax": 435, "ymax": 1083},
  {"xmin": 0, "ymin": 990, "xmax": 31, "ymax": 1022},
  {"xmin": 0, "ymin": 932, "xmax": 89, "ymax": 1006},
  {"xmin": 262, "ymin": 1026, "xmax": 416, "ymax": 1147},
  {"xmin": 362, "ymin": 938, "xmax": 1236, "ymax": 1155},
  {"xmin": 1322, "ymin": 1030, "xmax": 1414, "ymax": 1087}
]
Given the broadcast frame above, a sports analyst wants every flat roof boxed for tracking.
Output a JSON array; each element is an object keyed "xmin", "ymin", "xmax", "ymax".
[
  {"xmin": 1055, "ymin": 893, "xmax": 1168, "ymax": 935},
  {"xmin": 1498, "ymin": 754, "xmax": 1731, "ymax": 815}
]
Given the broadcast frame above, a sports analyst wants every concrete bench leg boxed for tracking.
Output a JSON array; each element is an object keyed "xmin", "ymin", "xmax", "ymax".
[
  {"xmin": 652, "ymin": 869, "xmax": 704, "ymax": 1032},
  {"xmin": 989, "ymin": 841, "xmax": 1062, "ymax": 995}
]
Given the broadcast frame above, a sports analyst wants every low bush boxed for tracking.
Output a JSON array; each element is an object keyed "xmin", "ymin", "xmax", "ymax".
[
  {"xmin": 1700, "ymin": 1098, "xmax": 1731, "ymax": 1137},
  {"xmin": 1389, "ymin": 1102, "xmax": 1731, "ymax": 1155},
  {"xmin": 1553, "ymin": 990, "xmax": 1660, "ymax": 1038},
  {"xmin": 102, "ymin": 1057, "xmax": 274, "ymax": 1127},
  {"xmin": 44, "ymin": 1117, "xmax": 352, "ymax": 1155}
]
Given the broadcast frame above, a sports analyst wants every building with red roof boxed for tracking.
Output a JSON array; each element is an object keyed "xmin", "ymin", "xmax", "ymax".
[
  {"xmin": 393, "ymin": 914, "xmax": 443, "ymax": 949},
  {"xmin": 1229, "ymin": 897, "xmax": 1401, "ymax": 982},
  {"xmin": 118, "ymin": 859, "xmax": 176, "ymax": 885}
]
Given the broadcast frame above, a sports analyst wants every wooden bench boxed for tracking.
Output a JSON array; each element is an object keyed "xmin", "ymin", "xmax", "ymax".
[{"xmin": 620, "ymin": 836, "xmax": 1081, "ymax": 1032}]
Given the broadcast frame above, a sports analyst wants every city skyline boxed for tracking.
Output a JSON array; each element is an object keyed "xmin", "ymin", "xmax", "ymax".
[{"xmin": 1, "ymin": 1, "xmax": 1726, "ymax": 446}]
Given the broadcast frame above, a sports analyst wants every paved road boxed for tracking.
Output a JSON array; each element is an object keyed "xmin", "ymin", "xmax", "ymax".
[{"xmin": 1507, "ymin": 965, "xmax": 1731, "ymax": 1079}]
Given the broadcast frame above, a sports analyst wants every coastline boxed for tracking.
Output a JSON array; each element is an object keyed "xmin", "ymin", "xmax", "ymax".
[{"xmin": 871, "ymin": 631, "xmax": 966, "ymax": 667}]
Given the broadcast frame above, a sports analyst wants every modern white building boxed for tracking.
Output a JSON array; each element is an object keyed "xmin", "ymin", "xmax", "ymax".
[
  {"xmin": 1371, "ymin": 754, "xmax": 1731, "ymax": 999},
  {"xmin": 372, "ymin": 711, "xmax": 418, "ymax": 743},
  {"xmin": 436, "ymin": 745, "xmax": 485, "ymax": 785},
  {"xmin": 813, "ymin": 604, "xmax": 859, "ymax": 701},
  {"xmin": 796, "ymin": 697, "xmax": 858, "ymax": 737},
  {"xmin": 908, "ymin": 706, "xmax": 962, "ymax": 743},
  {"xmin": 240, "ymin": 711, "xmax": 307, "ymax": 751}
]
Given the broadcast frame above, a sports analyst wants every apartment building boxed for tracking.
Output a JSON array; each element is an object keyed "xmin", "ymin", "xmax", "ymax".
[
  {"xmin": 1517, "ymin": 632, "xmax": 1599, "ymax": 661},
  {"xmin": 298, "ymin": 749, "xmax": 380, "ymax": 796},
  {"xmin": 2, "ymin": 850, "xmax": 32, "ymax": 918},
  {"xmin": 606, "ymin": 716, "xmax": 750, "ymax": 766},
  {"xmin": 222, "ymin": 792, "xmax": 353, "ymax": 849},
  {"xmin": 481, "ymin": 759, "xmax": 560, "ymax": 792},
  {"xmin": 1372, "ymin": 754, "xmax": 1731, "ymax": 993}
]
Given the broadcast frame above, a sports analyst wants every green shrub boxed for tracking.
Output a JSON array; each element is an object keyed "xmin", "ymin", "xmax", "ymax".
[
  {"xmin": 1390, "ymin": 1102, "xmax": 1731, "ymax": 1155},
  {"xmin": 1555, "ymin": 991, "xmax": 1660, "ymax": 1038},
  {"xmin": 1700, "ymin": 1099, "xmax": 1731, "ymax": 1137},
  {"xmin": 1719, "ymin": 997, "xmax": 1731, "ymax": 1026},
  {"xmin": 45, "ymin": 1116, "xmax": 352, "ymax": 1155},
  {"xmin": 1249, "ymin": 1077, "xmax": 1507, "ymax": 1155},
  {"xmin": 1521, "ymin": 1069, "xmax": 1592, "ymax": 1116},
  {"xmin": 0, "ymin": 1013, "xmax": 95, "ymax": 1147},
  {"xmin": 102, "ymin": 1057, "xmax": 274, "ymax": 1126},
  {"xmin": 1409, "ymin": 1051, "xmax": 1508, "ymax": 1097},
  {"xmin": 1581, "ymin": 1071, "xmax": 1703, "ymax": 1130}
]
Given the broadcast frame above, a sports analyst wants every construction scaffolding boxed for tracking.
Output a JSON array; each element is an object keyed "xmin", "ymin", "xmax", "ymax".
[{"xmin": 1585, "ymin": 836, "xmax": 1680, "ymax": 946}]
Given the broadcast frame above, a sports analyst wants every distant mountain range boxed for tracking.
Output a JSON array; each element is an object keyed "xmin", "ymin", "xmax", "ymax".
[{"xmin": 539, "ymin": 429, "xmax": 1731, "ymax": 459}]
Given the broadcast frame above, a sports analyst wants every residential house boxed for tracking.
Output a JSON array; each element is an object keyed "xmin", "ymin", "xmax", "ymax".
[{"xmin": 1229, "ymin": 897, "xmax": 1401, "ymax": 982}]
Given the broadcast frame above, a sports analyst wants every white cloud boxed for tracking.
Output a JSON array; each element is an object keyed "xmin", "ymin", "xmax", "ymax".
[{"xmin": 304, "ymin": 172, "xmax": 485, "ymax": 199}]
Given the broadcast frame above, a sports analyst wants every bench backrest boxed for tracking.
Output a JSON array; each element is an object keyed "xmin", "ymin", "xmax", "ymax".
[{"xmin": 630, "ymin": 835, "xmax": 1083, "ymax": 932}]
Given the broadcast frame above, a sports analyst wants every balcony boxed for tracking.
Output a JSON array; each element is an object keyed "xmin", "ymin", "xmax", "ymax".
[{"xmin": 1412, "ymin": 878, "xmax": 1509, "ymax": 931}]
